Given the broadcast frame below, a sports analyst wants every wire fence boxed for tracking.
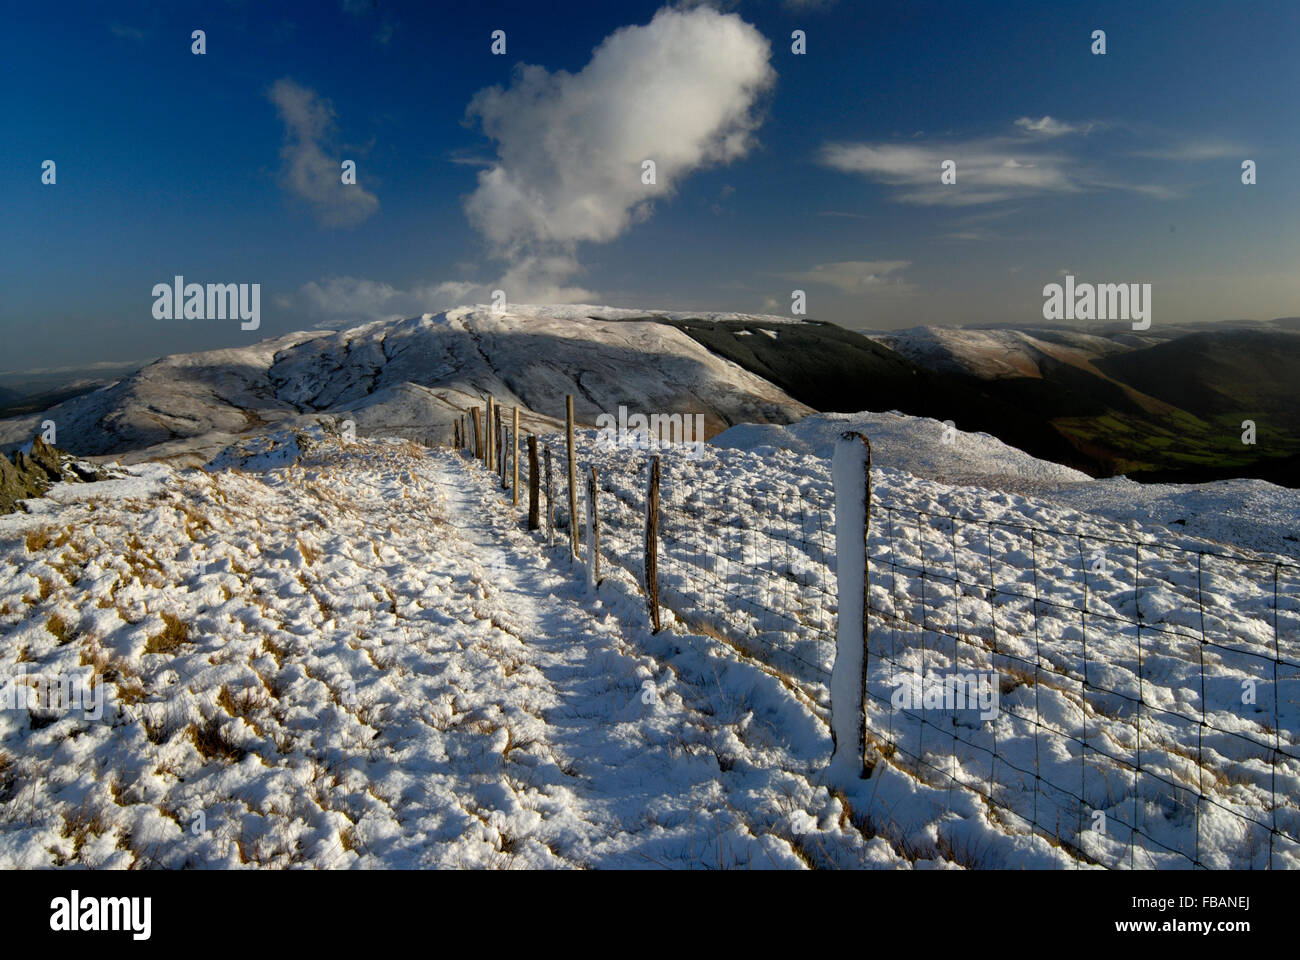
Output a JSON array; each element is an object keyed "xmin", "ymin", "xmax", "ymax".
[
  {"xmin": 870, "ymin": 504, "xmax": 1300, "ymax": 869},
  {"xmin": 460, "ymin": 407, "xmax": 1300, "ymax": 869}
]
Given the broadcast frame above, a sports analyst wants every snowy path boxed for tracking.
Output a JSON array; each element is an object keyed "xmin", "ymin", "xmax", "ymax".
[{"xmin": 413, "ymin": 451, "xmax": 882, "ymax": 868}]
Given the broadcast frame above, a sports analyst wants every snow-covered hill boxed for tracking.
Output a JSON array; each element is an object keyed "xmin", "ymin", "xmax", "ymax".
[
  {"xmin": 715, "ymin": 410, "xmax": 1092, "ymax": 491},
  {"xmin": 0, "ymin": 305, "xmax": 812, "ymax": 465}
]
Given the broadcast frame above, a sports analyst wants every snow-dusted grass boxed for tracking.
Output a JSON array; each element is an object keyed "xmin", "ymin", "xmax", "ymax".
[
  {"xmin": 1, "ymin": 420, "xmax": 1295, "ymax": 869},
  {"xmin": 0, "ymin": 430, "xmax": 912, "ymax": 869}
]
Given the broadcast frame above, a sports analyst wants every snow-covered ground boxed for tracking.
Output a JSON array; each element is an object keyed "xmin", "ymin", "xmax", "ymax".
[
  {"xmin": 0, "ymin": 416, "xmax": 1296, "ymax": 869},
  {"xmin": 0, "ymin": 428, "xmax": 903, "ymax": 869},
  {"xmin": 534, "ymin": 418, "xmax": 1300, "ymax": 869}
]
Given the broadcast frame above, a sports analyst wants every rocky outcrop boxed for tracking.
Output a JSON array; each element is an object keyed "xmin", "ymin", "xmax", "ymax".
[{"xmin": 0, "ymin": 436, "xmax": 110, "ymax": 514}]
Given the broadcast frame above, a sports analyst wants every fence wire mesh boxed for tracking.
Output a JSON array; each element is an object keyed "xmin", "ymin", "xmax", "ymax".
[{"xmin": 486, "ymin": 421, "xmax": 1299, "ymax": 869}]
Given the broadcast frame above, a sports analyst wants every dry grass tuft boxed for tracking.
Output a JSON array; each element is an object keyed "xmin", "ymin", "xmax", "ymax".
[
  {"xmin": 188, "ymin": 718, "xmax": 247, "ymax": 762},
  {"xmin": 144, "ymin": 613, "xmax": 190, "ymax": 654},
  {"xmin": 45, "ymin": 614, "xmax": 75, "ymax": 645},
  {"xmin": 60, "ymin": 804, "xmax": 109, "ymax": 860},
  {"xmin": 297, "ymin": 538, "xmax": 320, "ymax": 565}
]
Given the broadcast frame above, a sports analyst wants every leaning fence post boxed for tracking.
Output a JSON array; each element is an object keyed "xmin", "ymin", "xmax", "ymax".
[
  {"xmin": 585, "ymin": 465, "xmax": 600, "ymax": 590},
  {"xmin": 566, "ymin": 395, "xmax": 579, "ymax": 560},
  {"xmin": 471, "ymin": 407, "xmax": 482, "ymax": 460},
  {"xmin": 830, "ymin": 431, "xmax": 872, "ymax": 782},
  {"xmin": 544, "ymin": 445, "xmax": 554, "ymax": 547},
  {"xmin": 527, "ymin": 435, "xmax": 540, "ymax": 530},
  {"xmin": 644, "ymin": 455, "xmax": 661, "ymax": 633}
]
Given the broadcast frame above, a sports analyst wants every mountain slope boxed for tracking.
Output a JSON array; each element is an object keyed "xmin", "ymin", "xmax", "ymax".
[{"xmin": 0, "ymin": 306, "xmax": 811, "ymax": 464}]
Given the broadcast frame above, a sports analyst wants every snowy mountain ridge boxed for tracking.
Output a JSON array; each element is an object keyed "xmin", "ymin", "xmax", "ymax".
[{"xmin": 0, "ymin": 305, "xmax": 814, "ymax": 465}]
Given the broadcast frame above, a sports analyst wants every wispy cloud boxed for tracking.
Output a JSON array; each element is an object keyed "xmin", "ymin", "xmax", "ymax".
[
  {"xmin": 277, "ymin": 276, "xmax": 486, "ymax": 328},
  {"xmin": 820, "ymin": 138, "xmax": 1078, "ymax": 205},
  {"xmin": 786, "ymin": 260, "xmax": 913, "ymax": 295},
  {"xmin": 268, "ymin": 78, "xmax": 379, "ymax": 228},
  {"xmin": 1131, "ymin": 140, "xmax": 1247, "ymax": 162},
  {"xmin": 109, "ymin": 22, "xmax": 145, "ymax": 41},
  {"xmin": 1014, "ymin": 115, "xmax": 1094, "ymax": 137},
  {"xmin": 820, "ymin": 116, "xmax": 1201, "ymax": 206}
]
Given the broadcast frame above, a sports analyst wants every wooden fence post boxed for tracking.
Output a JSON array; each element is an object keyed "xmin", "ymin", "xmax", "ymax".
[
  {"xmin": 830, "ymin": 431, "xmax": 872, "ymax": 783},
  {"xmin": 527, "ymin": 435, "xmax": 540, "ymax": 530},
  {"xmin": 512, "ymin": 407, "xmax": 520, "ymax": 506},
  {"xmin": 644, "ymin": 455, "xmax": 661, "ymax": 633},
  {"xmin": 585, "ymin": 465, "xmax": 600, "ymax": 590},
  {"xmin": 544, "ymin": 445, "xmax": 554, "ymax": 547},
  {"xmin": 566, "ymin": 395, "xmax": 579, "ymax": 560},
  {"xmin": 485, "ymin": 397, "xmax": 495, "ymax": 470},
  {"xmin": 453, "ymin": 419, "xmax": 460, "ymax": 449},
  {"xmin": 471, "ymin": 407, "xmax": 482, "ymax": 460},
  {"xmin": 495, "ymin": 404, "xmax": 503, "ymax": 482}
]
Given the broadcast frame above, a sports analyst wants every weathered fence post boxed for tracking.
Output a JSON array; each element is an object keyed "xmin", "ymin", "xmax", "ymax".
[
  {"xmin": 495, "ymin": 405, "xmax": 504, "ymax": 483},
  {"xmin": 485, "ymin": 396, "xmax": 495, "ymax": 470},
  {"xmin": 585, "ymin": 465, "xmax": 600, "ymax": 590},
  {"xmin": 566, "ymin": 395, "xmax": 579, "ymax": 560},
  {"xmin": 527, "ymin": 435, "xmax": 540, "ymax": 530},
  {"xmin": 512, "ymin": 407, "xmax": 520, "ymax": 506},
  {"xmin": 644, "ymin": 455, "xmax": 661, "ymax": 633},
  {"xmin": 830, "ymin": 431, "xmax": 872, "ymax": 783},
  {"xmin": 471, "ymin": 407, "xmax": 482, "ymax": 461},
  {"xmin": 544, "ymin": 445, "xmax": 554, "ymax": 547},
  {"xmin": 453, "ymin": 419, "xmax": 460, "ymax": 449}
]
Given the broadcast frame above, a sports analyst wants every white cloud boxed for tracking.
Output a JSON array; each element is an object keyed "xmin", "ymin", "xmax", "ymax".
[
  {"xmin": 788, "ymin": 260, "xmax": 913, "ymax": 295},
  {"xmin": 268, "ymin": 78, "xmax": 380, "ymax": 228},
  {"xmin": 496, "ymin": 257, "xmax": 597, "ymax": 304},
  {"xmin": 1014, "ymin": 115, "xmax": 1089, "ymax": 137},
  {"xmin": 820, "ymin": 139, "xmax": 1077, "ymax": 205},
  {"xmin": 462, "ymin": 5, "xmax": 775, "ymax": 298}
]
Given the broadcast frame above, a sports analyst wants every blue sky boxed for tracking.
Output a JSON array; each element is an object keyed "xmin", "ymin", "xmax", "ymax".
[{"xmin": 3, "ymin": 0, "xmax": 1298, "ymax": 371}]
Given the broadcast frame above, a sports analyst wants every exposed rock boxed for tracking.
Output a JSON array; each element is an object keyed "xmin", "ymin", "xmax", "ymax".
[{"xmin": 0, "ymin": 437, "xmax": 112, "ymax": 514}]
